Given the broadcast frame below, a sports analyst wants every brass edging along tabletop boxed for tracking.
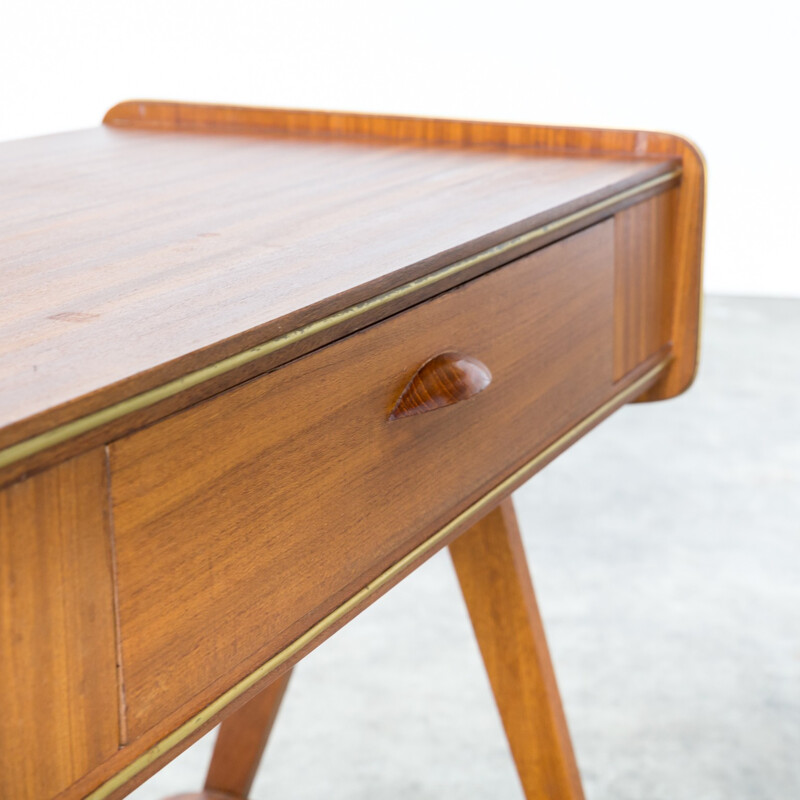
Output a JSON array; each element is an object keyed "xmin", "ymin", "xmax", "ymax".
[{"xmin": 0, "ymin": 169, "xmax": 679, "ymax": 473}]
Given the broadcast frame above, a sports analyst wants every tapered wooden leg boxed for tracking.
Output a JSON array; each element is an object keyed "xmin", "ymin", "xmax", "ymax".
[
  {"xmin": 449, "ymin": 498, "xmax": 584, "ymax": 800},
  {"xmin": 166, "ymin": 669, "xmax": 291, "ymax": 800}
]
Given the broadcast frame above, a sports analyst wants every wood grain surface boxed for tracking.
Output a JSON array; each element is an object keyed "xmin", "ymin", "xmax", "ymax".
[
  {"xmin": 0, "ymin": 124, "xmax": 667, "ymax": 455},
  {"xmin": 0, "ymin": 102, "xmax": 704, "ymax": 800},
  {"xmin": 162, "ymin": 672, "xmax": 292, "ymax": 800},
  {"xmin": 204, "ymin": 670, "xmax": 291, "ymax": 798},
  {"xmin": 389, "ymin": 351, "xmax": 492, "ymax": 419},
  {"xmin": 0, "ymin": 449, "xmax": 119, "ymax": 800},
  {"xmin": 60, "ymin": 352, "xmax": 672, "ymax": 800},
  {"xmin": 105, "ymin": 100, "xmax": 705, "ymax": 402},
  {"xmin": 614, "ymin": 190, "xmax": 677, "ymax": 380},
  {"xmin": 109, "ymin": 223, "xmax": 614, "ymax": 740},
  {"xmin": 450, "ymin": 498, "xmax": 584, "ymax": 799}
]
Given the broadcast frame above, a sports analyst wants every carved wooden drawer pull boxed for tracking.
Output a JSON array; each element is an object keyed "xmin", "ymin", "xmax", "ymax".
[{"xmin": 389, "ymin": 352, "xmax": 492, "ymax": 420}]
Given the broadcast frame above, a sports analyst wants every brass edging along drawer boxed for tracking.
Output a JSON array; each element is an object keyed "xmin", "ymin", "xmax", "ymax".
[
  {"xmin": 108, "ymin": 221, "xmax": 616, "ymax": 742},
  {"xmin": 0, "ymin": 169, "xmax": 678, "ymax": 485},
  {"xmin": 89, "ymin": 354, "xmax": 669, "ymax": 800}
]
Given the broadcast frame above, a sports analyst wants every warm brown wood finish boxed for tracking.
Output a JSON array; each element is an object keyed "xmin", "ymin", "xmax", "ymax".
[
  {"xmin": 450, "ymin": 499, "xmax": 584, "ymax": 800},
  {"xmin": 67, "ymin": 354, "xmax": 670, "ymax": 800},
  {"xmin": 166, "ymin": 794, "xmax": 229, "ymax": 800},
  {"xmin": 163, "ymin": 671, "xmax": 291, "ymax": 800},
  {"xmin": 110, "ymin": 223, "xmax": 614, "ymax": 740},
  {"xmin": 105, "ymin": 100, "xmax": 704, "ymax": 399},
  {"xmin": 614, "ymin": 190, "xmax": 678, "ymax": 380},
  {"xmin": 389, "ymin": 351, "xmax": 492, "ymax": 419},
  {"xmin": 56, "ymin": 360, "xmax": 668, "ymax": 800},
  {"xmin": 204, "ymin": 670, "xmax": 291, "ymax": 798},
  {"xmin": 0, "ymin": 121, "xmax": 674, "ymax": 485},
  {"xmin": 0, "ymin": 449, "xmax": 119, "ymax": 800},
  {"xmin": 0, "ymin": 102, "xmax": 704, "ymax": 800}
]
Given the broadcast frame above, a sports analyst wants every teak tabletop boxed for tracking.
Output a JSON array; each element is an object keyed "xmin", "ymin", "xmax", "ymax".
[{"xmin": 0, "ymin": 101, "xmax": 704, "ymax": 800}]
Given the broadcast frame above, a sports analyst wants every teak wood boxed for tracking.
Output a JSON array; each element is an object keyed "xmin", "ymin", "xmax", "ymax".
[
  {"xmin": 451, "ymin": 499, "xmax": 584, "ymax": 800},
  {"xmin": 164, "ymin": 670, "xmax": 291, "ymax": 800},
  {"xmin": 0, "ymin": 449, "xmax": 119, "ymax": 799},
  {"xmin": 153, "ymin": 667, "xmax": 292, "ymax": 800},
  {"xmin": 614, "ymin": 190, "xmax": 678, "ymax": 381},
  {"xmin": 0, "ymin": 100, "xmax": 704, "ymax": 800},
  {"xmin": 203, "ymin": 670, "xmax": 291, "ymax": 798},
  {"xmin": 389, "ymin": 351, "xmax": 493, "ymax": 420},
  {"xmin": 0, "ymin": 123, "xmax": 676, "ymax": 485},
  {"xmin": 110, "ymin": 223, "xmax": 614, "ymax": 740},
  {"xmin": 103, "ymin": 100, "xmax": 704, "ymax": 402},
  {"xmin": 165, "ymin": 498, "xmax": 583, "ymax": 800}
]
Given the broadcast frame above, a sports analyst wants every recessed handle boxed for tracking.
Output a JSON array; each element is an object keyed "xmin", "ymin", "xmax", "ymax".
[{"xmin": 389, "ymin": 351, "xmax": 492, "ymax": 420}]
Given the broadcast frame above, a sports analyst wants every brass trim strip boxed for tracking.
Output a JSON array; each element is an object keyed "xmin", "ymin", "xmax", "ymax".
[
  {"xmin": 0, "ymin": 169, "xmax": 679, "ymax": 473},
  {"xmin": 84, "ymin": 357, "xmax": 669, "ymax": 800}
]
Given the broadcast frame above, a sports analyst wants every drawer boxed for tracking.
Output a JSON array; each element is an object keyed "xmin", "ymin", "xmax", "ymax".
[{"xmin": 110, "ymin": 220, "xmax": 615, "ymax": 738}]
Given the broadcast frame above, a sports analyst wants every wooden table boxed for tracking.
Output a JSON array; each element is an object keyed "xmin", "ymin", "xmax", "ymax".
[{"xmin": 0, "ymin": 102, "xmax": 705, "ymax": 800}]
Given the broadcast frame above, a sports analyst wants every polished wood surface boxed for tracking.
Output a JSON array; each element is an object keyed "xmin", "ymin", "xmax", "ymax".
[
  {"xmin": 167, "ymin": 496, "xmax": 585, "ymax": 800},
  {"xmin": 105, "ymin": 100, "xmax": 704, "ymax": 402},
  {"xmin": 0, "ymin": 449, "xmax": 119, "ymax": 800},
  {"xmin": 203, "ymin": 670, "xmax": 291, "ymax": 799},
  {"xmin": 110, "ymin": 223, "xmax": 614, "ymax": 740},
  {"xmin": 0, "ymin": 123, "xmax": 671, "ymax": 479},
  {"xmin": 0, "ymin": 103, "xmax": 704, "ymax": 800},
  {"xmin": 614, "ymin": 190, "xmax": 677, "ymax": 380},
  {"xmin": 389, "ymin": 351, "xmax": 492, "ymax": 419},
  {"xmin": 71, "ymin": 358, "xmax": 671, "ymax": 800},
  {"xmin": 450, "ymin": 499, "xmax": 584, "ymax": 800}
]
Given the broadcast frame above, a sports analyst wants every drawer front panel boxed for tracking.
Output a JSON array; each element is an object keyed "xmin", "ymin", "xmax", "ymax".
[{"xmin": 110, "ymin": 221, "xmax": 615, "ymax": 738}]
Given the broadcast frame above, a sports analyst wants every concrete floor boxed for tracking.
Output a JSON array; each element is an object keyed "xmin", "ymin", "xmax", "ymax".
[{"xmin": 129, "ymin": 295, "xmax": 800, "ymax": 800}]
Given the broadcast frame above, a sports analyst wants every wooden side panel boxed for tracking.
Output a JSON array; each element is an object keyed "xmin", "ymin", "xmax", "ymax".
[
  {"xmin": 613, "ymin": 190, "xmax": 677, "ymax": 379},
  {"xmin": 110, "ymin": 223, "xmax": 615, "ymax": 741},
  {"xmin": 0, "ymin": 449, "xmax": 119, "ymax": 800},
  {"xmin": 104, "ymin": 100, "xmax": 705, "ymax": 401}
]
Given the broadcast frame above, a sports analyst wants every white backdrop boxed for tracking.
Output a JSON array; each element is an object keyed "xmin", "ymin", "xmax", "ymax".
[{"xmin": 2, "ymin": 0, "xmax": 798, "ymax": 297}]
